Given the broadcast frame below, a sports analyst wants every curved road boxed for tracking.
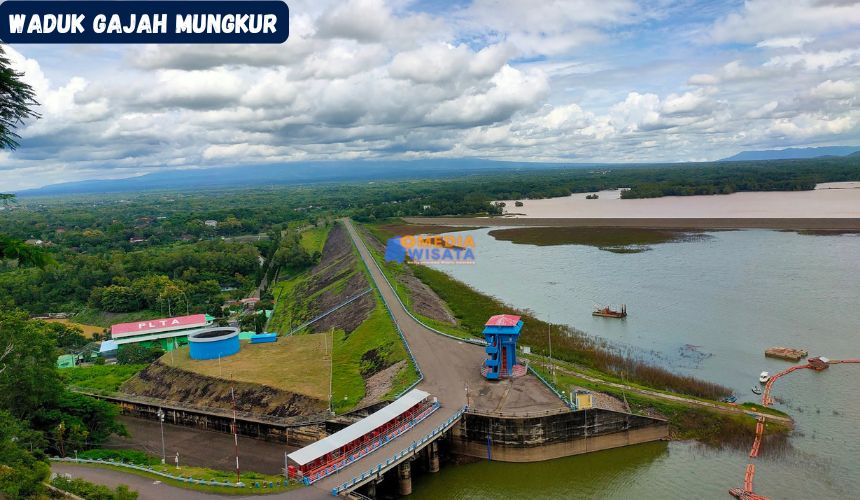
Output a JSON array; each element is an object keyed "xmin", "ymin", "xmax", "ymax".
[{"xmin": 51, "ymin": 463, "xmax": 324, "ymax": 500}]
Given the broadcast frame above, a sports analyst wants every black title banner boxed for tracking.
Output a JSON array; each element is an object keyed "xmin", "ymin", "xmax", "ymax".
[{"xmin": 0, "ymin": 1, "xmax": 290, "ymax": 43}]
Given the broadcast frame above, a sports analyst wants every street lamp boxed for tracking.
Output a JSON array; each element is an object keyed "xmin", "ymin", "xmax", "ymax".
[{"xmin": 156, "ymin": 408, "xmax": 166, "ymax": 464}]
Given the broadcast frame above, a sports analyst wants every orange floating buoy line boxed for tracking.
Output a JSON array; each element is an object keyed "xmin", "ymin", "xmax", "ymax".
[{"xmin": 729, "ymin": 358, "xmax": 860, "ymax": 499}]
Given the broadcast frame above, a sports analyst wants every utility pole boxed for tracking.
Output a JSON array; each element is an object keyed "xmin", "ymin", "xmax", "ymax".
[
  {"xmin": 156, "ymin": 408, "xmax": 166, "ymax": 464},
  {"xmin": 328, "ymin": 328, "xmax": 334, "ymax": 415},
  {"xmin": 231, "ymin": 382, "xmax": 240, "ymax": 484},
  {"xmin": 548, "ymin": 322, "xmax": 555, "ymax": 385}
]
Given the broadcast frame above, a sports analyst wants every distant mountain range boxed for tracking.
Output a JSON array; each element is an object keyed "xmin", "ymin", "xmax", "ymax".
[
  {"xmin": 720, "ymin": 146, "xmax": 860, "ymax": 162},
  {"xmin": 15, "ymin": 159, "xmax": 588, "ymax": 197},
  {"xmin": 15, "ymin": 148, "xmax": 860, "ymax": 196}
]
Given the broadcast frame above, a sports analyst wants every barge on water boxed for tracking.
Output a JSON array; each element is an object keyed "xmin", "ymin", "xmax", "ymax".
[
  {"xmin": 765, "ymin": 347, "xmax": 808, "ymax": 362},
  {"xmin": 593, "ymin": 304, "xmax": 627, "ymax": 318}
]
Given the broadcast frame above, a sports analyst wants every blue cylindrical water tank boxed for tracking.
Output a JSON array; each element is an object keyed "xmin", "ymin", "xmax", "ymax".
[{"xmin": 188, "ymin": 328, "xmax": 240, "ymax": 360}]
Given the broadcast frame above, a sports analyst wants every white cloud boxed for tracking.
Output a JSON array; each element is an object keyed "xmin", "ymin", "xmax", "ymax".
[
  {"xmin": 811, "ymin": 79, "xmax": 857, "ymax": 99},
  {"xmin": 710, "ymin": 0, "xmax": 860, "ymax": 44},
  {"xmin": 756, "ymin": 36, "xmax": 815, "ymax": 49},
  {"xmin": 3, "ymin": 0, "xmax": 860, "ymax": 190},
  {"xmin": 765, "ymin": 48, "xmax": 860, "ymax": 71}
]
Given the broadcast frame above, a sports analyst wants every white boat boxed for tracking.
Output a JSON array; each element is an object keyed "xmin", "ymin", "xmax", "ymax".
[{"xmin": 759, "ymin": 371, "xmax": 770, "ymax": 383}]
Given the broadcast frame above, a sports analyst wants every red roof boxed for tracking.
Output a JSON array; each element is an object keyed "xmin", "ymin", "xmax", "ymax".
[
  {"xmin": 485, "ymin": 314, "xmax": 521, "ymax": 327},
  {"xmin": 111, "ymin": 314, "xmax": 208, "ymax": 338}
]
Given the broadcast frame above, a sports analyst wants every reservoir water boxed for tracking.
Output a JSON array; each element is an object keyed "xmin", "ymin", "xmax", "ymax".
[{"xmin": 413, "ymin": 229, "xmax": 860, "ymax": 499}]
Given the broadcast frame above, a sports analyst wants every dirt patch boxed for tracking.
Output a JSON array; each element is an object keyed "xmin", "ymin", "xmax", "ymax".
[
  {"xmin": 488, "ymin": 226, "xmax": 710, "ymax": 251},
  {"xmin": 397, "ymin": 273, "xmax": 456, "ymax": 325},
  {"xmin": 121, "ymin": 361, "xmax": 327, "ymax": 418},
  {"xmin": 356, "ymin": 360, "xmax": 407, "ymax": 408},
  {"xmin": 358, "ymin": 224, "xmax": 456, "ymax": 325},
  {"xmin": 376, "ymin": 224, "xmax": 482, "ymax": 239}
]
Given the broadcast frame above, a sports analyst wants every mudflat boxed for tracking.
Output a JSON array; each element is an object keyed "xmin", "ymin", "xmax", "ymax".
[
  {"xmin": 493, "ymin": 182, "xmax": 860, "ymax": 219},
  {"xmin": 403, "ymin": 217, "xmax": 860, "ymax": 230}
]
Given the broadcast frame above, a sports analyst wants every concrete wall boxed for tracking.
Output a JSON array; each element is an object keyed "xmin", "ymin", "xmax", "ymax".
[
  {"xmin": 450, "ymin": 408, "xmax": 668, "ymax": 462},
  {"xmin": 113, "ymin": 399, "xmax": 325, "ymax": 447}
]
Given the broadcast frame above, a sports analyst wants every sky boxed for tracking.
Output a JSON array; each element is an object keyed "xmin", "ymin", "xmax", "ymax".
[{"xmin": 2, "ymin": 0, "xmax": 860, "ymax": 190}]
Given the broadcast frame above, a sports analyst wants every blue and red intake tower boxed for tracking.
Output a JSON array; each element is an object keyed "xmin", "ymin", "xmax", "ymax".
[{"xmin": 482, "ymin": 314, "xmax": 526, "ymax": 380}]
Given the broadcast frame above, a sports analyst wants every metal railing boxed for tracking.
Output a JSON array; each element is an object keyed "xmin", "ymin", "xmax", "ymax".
[
  {"xmin": 301, "ymin": 402, "xmax": 440, "ymax": 485},
  {"xmin": 284, "ymin": 288, "xmax": 373, "ymax": 336},
  {"xmin": 70, "ymin": 387, "xmax": 330, "ymax": 427},
  {"xmin": 347, "ymin": 220, "xmax": 574, "ymax": 411},
  {"xmin": 528, "ymin": 365, "xmax": 576, "ymax": 410},
  {"xmin": 346, "ymin": 221, "xmax": 424, "ymax": 399},
  {"xmin": 465, "ymin": 405, "xmax": 572, "ymax": 419},
  {"xmin": 330, "ymin": 406, "xmax": 467, "ymax": 496},
  {"xmin": 354, "ymin": 224, "xmax": 487, "ymax": 348},
  {"xmin": 50, "ymin": 457, "xmax": 291, "ymax": 490}
]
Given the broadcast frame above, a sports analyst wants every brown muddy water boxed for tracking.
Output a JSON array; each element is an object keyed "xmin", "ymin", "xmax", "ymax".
[{"xmin": 499, "ymin": 181, "xmax": 860, "ymax": 218}]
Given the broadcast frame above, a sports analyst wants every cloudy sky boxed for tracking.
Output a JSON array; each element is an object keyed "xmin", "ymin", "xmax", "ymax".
[{"xmin": 3, "ymin": 0, "xmax": 860, "ymax": 190}]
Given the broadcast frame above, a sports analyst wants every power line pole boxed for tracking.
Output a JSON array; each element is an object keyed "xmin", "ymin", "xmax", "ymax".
[
  {"xmin": 231, "ymin": 382, "xmax": 240, "ymax": 484},
  {"xmin": 548, "ymin": 321, "xmax": 555, "ymax": 385},
  {"xmin": 328, "ymin": 328, "xmax": 334, "ymax": 415}
]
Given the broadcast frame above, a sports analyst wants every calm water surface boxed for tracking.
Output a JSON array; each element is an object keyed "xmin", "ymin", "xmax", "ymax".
[{"xmin": 414, "ymin": 229, "xmax": 860, "ymax": 499}]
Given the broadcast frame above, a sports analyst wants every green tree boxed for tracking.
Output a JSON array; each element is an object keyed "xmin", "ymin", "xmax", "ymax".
[
  {"xmin": 0, "ymin": 411, "xmax": 50, "ymax": 498},
  {"xmin": 116, "ymin": 344, "xmax": 163, "ymax": 365},
  {"xmin": 0, "ymin": 310, "xmax": 62, "ymax": 420},
  {"xmin": 94, "ymin": 285, "xmax": 140, "ymax": 312},
  {"xmin": 33, "ymin": 392, "xmax": 125, "ymax": 453},
  {"xmin": 0, "ymin": 44, "xmax": 39, "ymax": 150},
  {"xmin": 44, "ymin": 321, "xmax": 87, "ymax": 352}
]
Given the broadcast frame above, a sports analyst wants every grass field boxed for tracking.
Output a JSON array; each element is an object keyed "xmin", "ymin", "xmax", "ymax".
[
  {"xmin": 164, "ymin": 335, "xmax": 331, "ymax": 400},
  {"xmin": 330, "ymin": 298, "xmax": 413, "ymax": 413},
  {"xmin": 45, "ymin": 318, "xmax": 105, "ymax": 338},
  {"xmin": 530, "ymin": 364, "xmax": 787, "ymax": 447},
  {"xmin": 300, "ymin": 224, "xmax": 332, "ymax": 255},
  {"xmin": 268, "ymin": 273, "xmax": 309, "ymax": 334},
  {"xmin": 63, "ymin": 364, "xmax": 148, "ymax": 392},
  {"xmin": 64, "ymin": 461, "xmax": 299, "ymax": 495}
]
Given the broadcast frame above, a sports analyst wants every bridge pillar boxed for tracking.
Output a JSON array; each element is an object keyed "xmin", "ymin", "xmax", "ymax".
[
  {"xmin": 428, "ymin": 441, "xmax": 440, "ymax": 473},
  {"xmin": 398, "ymin": 460, "xmax": 412, "ymax": 496},
  {"xmin": 366, "ymin": 479, "xmax": 377, "ymax": 499}
]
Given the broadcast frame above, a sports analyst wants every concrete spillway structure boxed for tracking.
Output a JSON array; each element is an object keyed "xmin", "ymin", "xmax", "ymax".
[{"xmin": 453, "ymin": 408, "xmax": 668, "ymax": 462}]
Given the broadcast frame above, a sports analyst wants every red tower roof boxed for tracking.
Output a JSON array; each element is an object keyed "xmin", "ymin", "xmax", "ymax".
[{"xmin": 485, "ymin": 314, "xmax": 521, "ymax": 327}]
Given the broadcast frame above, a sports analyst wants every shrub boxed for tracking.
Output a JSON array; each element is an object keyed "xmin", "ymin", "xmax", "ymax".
[
  {"xmin": 78, "ymin": 448, "xmax": 159, "ymax": 466},
  {"xmin": 117, "ymin": 344, "xmax": 163, "ymax": 365},
  {"xmin": 51, "ymin": 476, "xmax": 138, "ymax": 499}
]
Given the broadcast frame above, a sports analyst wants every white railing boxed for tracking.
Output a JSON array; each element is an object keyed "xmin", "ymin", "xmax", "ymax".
[
  {"xmin": 302, "ymin": 402, "xmax": 440, "ymax": 485},
  {"xmin": 50, "ymin": 457, "xmax": 289, "ymax": 490},
  {"xmin": 349, "ymin": 220, "xmax": 572, "ymax": 410},
  {"xmin": 330, "ymin": 406, "xmax": 467, "ymax": 496},
  {"xmin": 346, "ymin": 222, "xmax": 424, "ymax": 399}
]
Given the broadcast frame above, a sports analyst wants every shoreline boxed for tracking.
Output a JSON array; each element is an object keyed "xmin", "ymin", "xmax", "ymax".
[{"xmin": 403, "ymin": 217, "xmax": 860, "ymax": 231}]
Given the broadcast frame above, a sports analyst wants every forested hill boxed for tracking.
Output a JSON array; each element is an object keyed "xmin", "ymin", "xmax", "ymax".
[
  {"xmin": 15, "ymin": 159, "xmax": 585, "ymax": 197},
  {"xmin": 721, "ymin": 146, "xmax": 860, "ymax": 162}
]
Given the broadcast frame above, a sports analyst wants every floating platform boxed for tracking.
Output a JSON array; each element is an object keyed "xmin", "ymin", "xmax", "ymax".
[
  {"xmin": 764, "ymin": 347, "xmax": 808, "ymax": 362},
  {"xmin": 592, "ymin": 304, "xmax": 627, "ymax": 318}
]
